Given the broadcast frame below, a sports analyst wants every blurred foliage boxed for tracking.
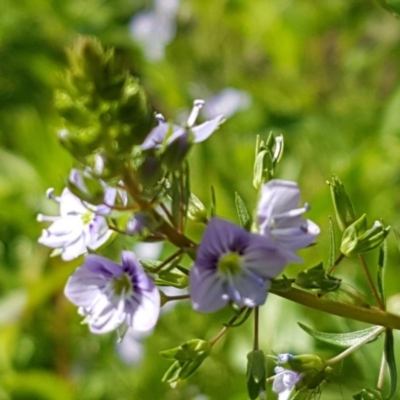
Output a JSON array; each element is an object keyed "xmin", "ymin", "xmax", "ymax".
[{"xmin": 2, "ymin": 0, "xmax": 400, "ymax": 399}]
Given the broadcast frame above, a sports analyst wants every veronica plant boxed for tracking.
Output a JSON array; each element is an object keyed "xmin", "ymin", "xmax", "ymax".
[{"xmin": 37, "ymin": 37, "xmax": 400, "ymax": 399}]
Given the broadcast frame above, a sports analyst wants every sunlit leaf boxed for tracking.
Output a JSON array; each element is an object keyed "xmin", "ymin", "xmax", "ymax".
[
  {"xmin": 235, "ymin": 191, "xmax": 251, "ymax": 230},
  {"xmin": 298, "ymin": 323, "xmax": 382, "ymax": 347}
]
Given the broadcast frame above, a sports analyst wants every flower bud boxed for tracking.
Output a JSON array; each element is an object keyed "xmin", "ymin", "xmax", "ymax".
[
  {"xmin": 187, "ymin": 193, "xmax": 208, "ymax": 224},
  {"xmin": 340, "ymin": 214, "xmax": 390, "ymax": 257},
  {"xmin": 136, "ymin": 155, "xmax": 164, "ymax": 188},
  {"xmin": 160, "ymin": 130, "xmax": 193, "ymax": 171},
  {"xmin": 253, "ymin": 148, "xmax": 271, "ymax": 189},
  {"xmin": 246, "ymin": 350, "xmax": 266, "ymax": 400},
  {"xmin": 115, "ymin": 77, "xmax": 156, "ymax": 147},
  {"xmin": 273, "ymin": 353, "xmax": 324, "ymax": 374},
  {"xmin": 327, "ymin": 175, "xmax": 356, "ymax": 232}
]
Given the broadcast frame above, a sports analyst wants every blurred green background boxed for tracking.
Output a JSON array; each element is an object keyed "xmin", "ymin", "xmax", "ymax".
[{"xmin": 1, "ymin": 0, "xmax": 400, "ymax": 398}]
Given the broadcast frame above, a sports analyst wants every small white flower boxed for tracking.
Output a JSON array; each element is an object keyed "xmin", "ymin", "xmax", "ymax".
[{"xmin": 37, "ymin": 188, "xmax": 112, "ymax": 261}]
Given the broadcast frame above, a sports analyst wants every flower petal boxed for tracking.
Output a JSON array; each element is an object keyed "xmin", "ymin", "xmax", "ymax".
[
  {"xmin": 191, "ymin": 114, "xmax": 224, "ymax": 142},
  {"xmin": 190, "ymin": 265, "xmax": 228, "ymax": 312}
]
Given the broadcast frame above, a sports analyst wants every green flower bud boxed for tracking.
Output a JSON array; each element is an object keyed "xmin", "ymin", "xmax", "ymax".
[
  {"xmin": 253, "ymin": 148, "xmax": 271, "ymax": 189},
  {"xmin": 116, "ymin": 77, "xmax": 156, "ymax": 145},
  {"xmin": 136, "ymin": 155, "xmax": 164, "ymax": 188},
  {"xmin": 160, "ymin": 131, "xmax": 193, "ymax": 172},
  {"xmin": 58, "ymin": 128, "xmax": 102, "ymax": 159},
  {"xmin": 340, "ymin": 214, "xmax": 390, "ymax": 257},
  {"xmin": 187, "ymin": 193, "xmax": 208, "ymax": 224},
  {"xmin": 284, "ymin": 354, "xmax": 325, "ymax": 374},
  {"xmin": 160, "ymin": 339, "xmax": 211, "ymax": 385},
  {"xmin": 327, "ymin": 175, "xmax": 356, "ymax": 232},
  {"xmin": 252, "ymin": 134, "xmax": 283, "ymax": 189},
  {"xmin": 246, "ymin": 350, "xmax": 266, "ymax": 400}
]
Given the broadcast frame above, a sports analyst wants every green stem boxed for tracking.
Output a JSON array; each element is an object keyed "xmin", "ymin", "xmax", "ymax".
[
  {"xmin": 324, "ymin": 326, "xmax": 385, "ymax": 366},
  {"xmin": 270, "ymin": 287, "xmax": 400, "ymax": 330},
  {"xmin": 253, "ymin": 306, "xmax": 259, "ymax": 350},
  {"xmin": 153, "ymin": 248, "xmax": 183, "ymax": 273},
  {"xmin": 326, "ymin": 253, "xmax": 345, "ymax": 275},
  {"xmin": 163, "ymin": 294, "xmax": 190, "ymax": 303},
  {"xmin": 359, "ymin": 254, "xmax": 385, "ymax": 310},
  {"xmin": 209, "ymin": 308, "xmax": 246, "ymax": 347}
]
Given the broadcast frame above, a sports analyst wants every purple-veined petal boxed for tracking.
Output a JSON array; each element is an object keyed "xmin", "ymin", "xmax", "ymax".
[
  {"xmin": 258, "ymin": 180, "xmax": 301, "ymax": 223},
  {"xmin": 228, "ymin": 271, "xmax": 269, "ymax": 307},
  {"xmin": 59, "ymin": 188, "xmax": 89, "ymax": 216},
  {"xmin": 65, "ymin": 252, "xmax": 160, "ymax": 334},
  {"xmin": 142, "ymin": 123, "xmax": 181, "ymax": 150},
  {"xmin": 128, "ymin": 288, "xmax": 160, "ymax": 332},
  {"xmin": 190, "ymin": 266, "xmax": 228, "ymax": 312}
]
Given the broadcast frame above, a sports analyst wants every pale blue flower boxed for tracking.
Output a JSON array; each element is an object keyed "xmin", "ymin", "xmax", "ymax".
[
  {"xmin": 65, "ymin": 251, "xmax": 160, "ymax": 334},
  {"xmin": 189, "ymin": 218, "xmax": 294, "ymax": 313},
  {"xmin": 273, "ymin": 366, "xmax": 302, "ymax": 400},
  {"xmin": 142, "ymin": 99, "xmax": 224, "ymax": 151},
  {"xmin": 257, "ymin": 180, "xmax": 320, "ymax": 255}
]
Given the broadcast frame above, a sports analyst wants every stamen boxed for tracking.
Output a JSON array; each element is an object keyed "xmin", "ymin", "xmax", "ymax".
[
  {"xmin": 155, "ymin": 113, "xmax": 165, "ymax": 122},
  {"xmin": 45, "ymin": 188, "xmax": 61, "ymax": 202},
  {"xmin": 187, "ymin": 99, "xmax": 205, "ymax": 128},
  {"xmin": 37, "ymin": 214, "xmax": 58, "ymax": 222}
]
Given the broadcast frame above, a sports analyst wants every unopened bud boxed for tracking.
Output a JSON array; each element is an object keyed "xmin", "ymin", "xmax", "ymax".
[{"xmin": 327, "ymin": 175, "xmax": 356, "ymax": 232}]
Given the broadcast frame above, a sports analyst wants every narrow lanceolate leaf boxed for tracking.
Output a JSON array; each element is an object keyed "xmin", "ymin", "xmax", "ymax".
[
  {"xmin": 384, "ymin": 329, "xmax": 397, "ymax": 400},
  {"xmin": 235, "ymin": 192, "xmax": 252, "ymax": 230},
  {"xmin": 328, "ymin": 216, "xmax": 336, "ymax": 268},
  {"xmin": 298, "ymin": 323, "xmax": 383, "ymax": 348},
  {"xmin": 377, "ymin": 239, "xmax": 387, "ymax": 307},
  {"xmin": 210, "ymin": 186, "xmax": 216, "ymax": 217}
]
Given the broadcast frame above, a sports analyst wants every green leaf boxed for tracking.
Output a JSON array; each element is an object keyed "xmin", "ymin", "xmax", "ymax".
[
  {"xmin": 321, "ymin": 282, "xmax": 369, "ymax": 307},
  {"xmin": 295, "ymin": 263, "xmax": 341, "ymax": 292},
  {"xmin": 353, "ymin": 388, "xmax": 383, "ymax": 399},
  {"xmin": 375, "ymin": 0, "xmax": 400, "ymax": 17},
  {"xmin": 235, "ymin": 192, "xmax": 251, "ymax": 230},
  {"xmin": 210, "ymin": 186, "xmax": 216, "ymax": 217},
  {"xmin": 155, "ymin": 270, "xmax": 188, "ymax": 289},
  {"xmin": 384, "ymin": 329, "xmax": 397, "ymax": 400},
  {"xmin": 377, "ymin": 239, "xmax": 387, "ymax": 307},
  {"xmin": 298, "ymin": 323, "xmax": 382, "ymax": 348},
  {"xmin": 270, "ymin": 276, "xmax": 294, "ymax": 292}
]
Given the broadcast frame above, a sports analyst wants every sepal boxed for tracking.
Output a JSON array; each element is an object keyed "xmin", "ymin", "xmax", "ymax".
[{"xmin": 295, "ymin": 263, "xmax": 341, "ymax": 292}]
